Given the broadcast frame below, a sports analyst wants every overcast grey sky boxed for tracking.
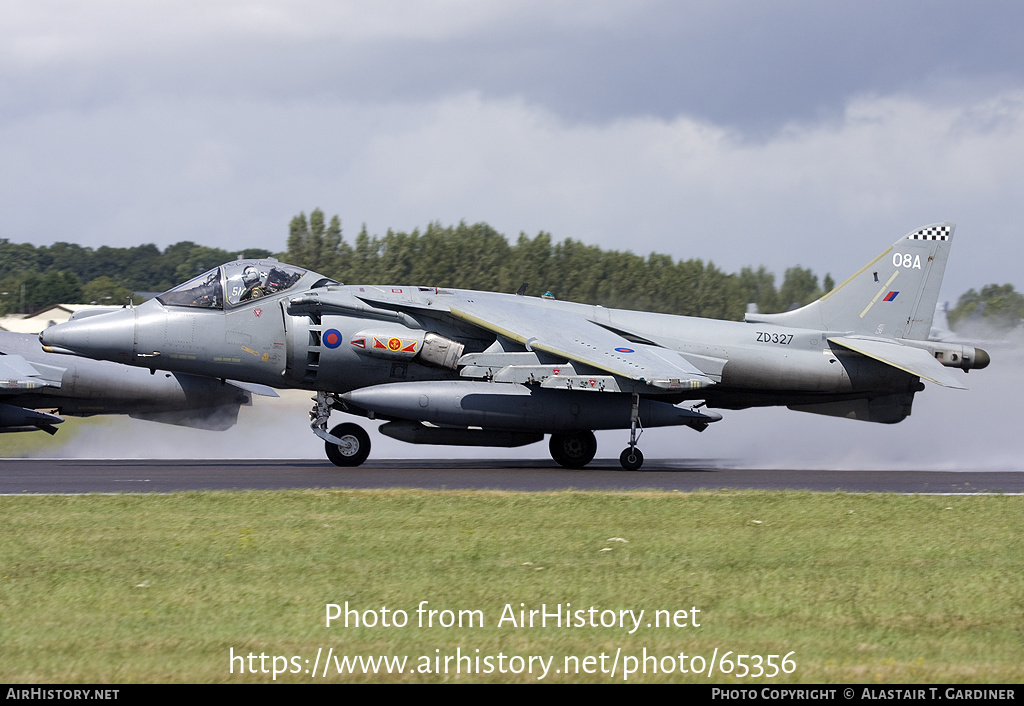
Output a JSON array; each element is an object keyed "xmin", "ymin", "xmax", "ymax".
[{"xmin": 3, "ymin": 1, "xmax": 1023, "ymax": 299}]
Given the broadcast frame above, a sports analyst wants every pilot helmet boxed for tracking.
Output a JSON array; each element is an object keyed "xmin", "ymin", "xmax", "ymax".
[{"xmin": 242, "ymin": 266, "xmax": 261, "ymax": 287}]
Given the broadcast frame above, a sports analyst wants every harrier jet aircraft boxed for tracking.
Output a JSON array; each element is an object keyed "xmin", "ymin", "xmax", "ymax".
[
  {"xmin": 1, "ymin": 327, "xmax": 274, "ymax": 434},
  {"xmin": 39, "ymin": 223, "xmax": 989, "ymax": 469}
]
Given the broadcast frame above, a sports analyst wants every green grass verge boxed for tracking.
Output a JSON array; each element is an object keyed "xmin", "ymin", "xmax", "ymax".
[{"xmin": 1, "ymin": 489, "xmax": 1021, "ymax": 683}]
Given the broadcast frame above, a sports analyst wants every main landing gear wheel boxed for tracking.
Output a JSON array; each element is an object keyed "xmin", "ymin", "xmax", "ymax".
[
  {"xmin": 325, "ymin": 423, "xmax": 371, "ymax": 467},
  {"xmin": 549, "ymin": 431, "xmax": 597, "ymax": 469},
  {"xmin": 619, "ymin": 446, "xmax": 644, "ymax": 471}
]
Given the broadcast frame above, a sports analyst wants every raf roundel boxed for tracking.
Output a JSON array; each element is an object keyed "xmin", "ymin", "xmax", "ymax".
[
  {"xmin": 615, "ymin": 347, "xmax": 635, "ymax": 353},
  {"xmin": 323, "ymin": 329, "xmax": 343, "ymax": 349}
]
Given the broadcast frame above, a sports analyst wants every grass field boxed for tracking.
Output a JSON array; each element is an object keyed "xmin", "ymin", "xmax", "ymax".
[{"xmin": 1, "ymin": 489, "xmax": 1021, "ymax": 683}]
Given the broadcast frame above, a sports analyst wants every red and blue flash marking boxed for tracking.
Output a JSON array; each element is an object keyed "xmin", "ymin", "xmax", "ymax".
[{"xmin": 883, "ymin": 291, "xmax": 899, "ymax": 302}]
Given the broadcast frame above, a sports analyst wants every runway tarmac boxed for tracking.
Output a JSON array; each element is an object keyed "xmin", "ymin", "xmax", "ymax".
[{"xmin": 2, "ymin": 458, "xmax": 1023, "ymax": 494}]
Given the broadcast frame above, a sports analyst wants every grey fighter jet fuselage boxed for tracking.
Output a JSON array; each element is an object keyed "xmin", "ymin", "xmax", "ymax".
[
  {"xmin": 40, "ymin": 223, "xmax": 990, "ymax": 469},
  {"xmin": 1, "ymin": 329, "xmax": 274, "ymax": 434}
]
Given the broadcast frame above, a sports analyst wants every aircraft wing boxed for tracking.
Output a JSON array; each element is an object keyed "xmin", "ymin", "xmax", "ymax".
[
  {"xmin": 298, "ymin": 288, "xmax": 713, "ymax": 390},
  {"xmin": 0, "ymin": 355, "xmax": 64, "ymax": 433},
  {"xmin": 0, "ymin": 354, "xmax": 62, "ymax": 393},
  {"xmin": 448, "ymin": 298, "xmax": 715, "ymax": 391},
  {"xmin": 828, "ymin": 336, "xmax": 968, "ymax": 389}
]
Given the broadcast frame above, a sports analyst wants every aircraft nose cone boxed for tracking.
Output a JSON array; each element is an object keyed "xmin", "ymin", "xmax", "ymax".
[{"xmin": 40, "ymin": 309, "xmax": 136, "ymax": 363}]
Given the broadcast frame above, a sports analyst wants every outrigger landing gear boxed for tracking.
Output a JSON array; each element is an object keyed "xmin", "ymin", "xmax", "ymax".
[
  {"xmin": 619, "ymin": 393, "xmax": 644, "ymax": 471},
  {"xmin": 310, "ymin": 391, "xmax": 372, "ymax": 467}
]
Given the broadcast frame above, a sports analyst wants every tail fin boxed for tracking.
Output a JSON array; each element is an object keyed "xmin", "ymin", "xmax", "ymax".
[{"xmin": 746, "ymin": 222, "xmax": 954, "ymax": 340}]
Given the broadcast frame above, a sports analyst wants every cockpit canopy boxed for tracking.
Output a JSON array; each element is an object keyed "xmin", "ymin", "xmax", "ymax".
[{"xmin": 157, "ymin": 260, "xmax": 317, "ymax": 309}]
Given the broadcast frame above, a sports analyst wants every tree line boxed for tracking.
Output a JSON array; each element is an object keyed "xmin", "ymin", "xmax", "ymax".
[{"xmin": 2, "ymin": 209, "xmax": 1021, "ymax": 332}]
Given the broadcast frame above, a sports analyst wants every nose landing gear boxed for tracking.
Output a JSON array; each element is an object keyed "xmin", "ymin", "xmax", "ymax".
[
  {"xmin": 324, "ymin": 422, "xmax": 371, "ymax": 467},
  {"xmin": 310, "ymin": 391, "xmax": 372, "ymax": 467}
]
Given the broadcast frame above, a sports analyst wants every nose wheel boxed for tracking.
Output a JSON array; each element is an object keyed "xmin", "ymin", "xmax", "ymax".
[
  {"xmin": 311, "ymin": 392, "xmax": 372, "ymax": 467},
  {"xmin": 324, "ymin": 423, "xmax": 371, "ymax": 467}
]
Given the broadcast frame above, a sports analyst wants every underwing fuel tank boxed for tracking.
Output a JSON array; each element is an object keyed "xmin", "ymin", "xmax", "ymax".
[{"xmin": 341, "ymin": 380, "xmax": 722, "ymax": 433}]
